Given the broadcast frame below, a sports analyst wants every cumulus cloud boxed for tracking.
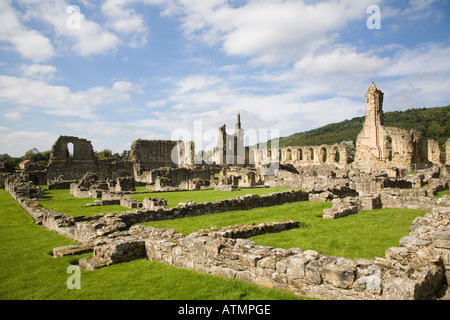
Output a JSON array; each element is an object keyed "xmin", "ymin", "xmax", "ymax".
[
  {"xmin": 17, "ymin": 0, "xmax": 119, "ymax": 57},
  {"xmin": 0, "ymin": 1, "xmax": 55, "ymax": 62},
  {"xmin": 101, "ymin": 0, "xmax": 150, "ymax": 47},
  {"xmin": 0, "ymin": 126, "xmax": 58, "ymax": 156},
  {"xmin": 157, "ymin": 0, "xmax": 376, "ymax": 65},
  {"xmin": 294, "ymin": 46, "xmax": 391, "ymax": 76},
  {"xmin": 19, "ymin": 64, "xmax": 58, "ymax": 81},
  {"xmin": 3, "ymin": 112, "xmax": 22, "ymax": 121},
  {"xmin": 0, "ymin": 75, "xmax": 135, "ymax": 119}
]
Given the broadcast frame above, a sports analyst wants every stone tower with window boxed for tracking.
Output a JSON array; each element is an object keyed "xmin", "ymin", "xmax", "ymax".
[{"xmin": 354, "ymin": 83, "xmax": 431, "ymax": 172}]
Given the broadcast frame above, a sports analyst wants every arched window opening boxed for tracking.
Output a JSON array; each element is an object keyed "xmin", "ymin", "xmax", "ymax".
[
  {"xmin": 309, "ymin": 148, "xmax": 314, "ymax": 161},
  {"xmin": 67, "ymin": 143, "xmax": 74, "ymax": 160},
  {"xmin": 334, "ymin": 147, "xmax": 340, "ymax": 163},
  {"xmin": 386, "ymin": 136, "xmax": 393, "ymax": 161},
  {"xmin": 321, "ymin": 148, "xmax": 327, "ymax": 163}
]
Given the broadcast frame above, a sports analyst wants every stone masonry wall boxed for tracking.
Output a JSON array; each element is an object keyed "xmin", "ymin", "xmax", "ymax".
[
  {"xmin": 7, "ymin": 181, "xmax": 450, "ymax": 300},
  {"xmin": 76, "ymin": 199, "xmax": 449, "ymax": 300}
]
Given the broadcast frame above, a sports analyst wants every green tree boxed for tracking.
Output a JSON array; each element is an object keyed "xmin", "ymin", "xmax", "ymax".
[
  {"xmin": 3, "ymin": 158, "xmax": 19, "ymax": 173},
  {"xmin": 0, "ymin": 154, "xmax": 11, "ymax": 162},
  {"xmin": 95, "ymin": 149, "xmax": 113, "ymax": 159}
]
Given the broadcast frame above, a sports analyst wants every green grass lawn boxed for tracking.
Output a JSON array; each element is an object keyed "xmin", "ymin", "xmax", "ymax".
[
  {"xmin": 1, "ymin": 185, "xmax": 430, "ymax": 299},
  {"xmin": 141, "ymin": 202, "xmax": 427, "ymax": 260},
  {"xmin": 131, "ymin": 187, "xmax": 300, "ymax": 207},
  {"xmin": 434, "ymin": 189, "xmax": 450, "ymax": 199},
  {"xmin": 38, "ymin": 186, "xmax": 300, "ymax": 216},
  {"xmin": 0, "ymin": 189, "xmax": 306, "ymax": 300},
  {"xmin": 37, "ymin": 186, "xmax": 428, "ymax": 260}
]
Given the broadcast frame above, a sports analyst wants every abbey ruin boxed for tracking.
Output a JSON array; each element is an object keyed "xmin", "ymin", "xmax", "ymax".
[{"xmin": 1, "ymin": 83, "xmax": 450, "ymax": 300}]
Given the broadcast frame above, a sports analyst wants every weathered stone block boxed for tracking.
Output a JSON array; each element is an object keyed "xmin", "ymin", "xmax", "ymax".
[
  {"xmin": 284, "ymin": 255, "xmax": 309, "ymax": 278},
  {"xmin": 322, "ymin": 258, "xmax": 356, "ymax": 289},
  {"xmin": 205, "ymin": 239, "xmax": 225, "ymax": 257},
  {"xmin": 257, "ymin": 256, "xmax": 277, "ymax": 270},
  {"xmin": 304, "ymin": 260, "xmax": 322, "ymax": 284},
  {"xmin": 240, "ymin": 253, "xmax": 263, "ymax": 267},
  {"xmin": 53, "ymin": 244, "xmax": 93, "ymax": 258}
]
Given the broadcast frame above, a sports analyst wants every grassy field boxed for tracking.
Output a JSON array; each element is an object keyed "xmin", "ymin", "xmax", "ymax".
[
  {"xmin": 38, "ymin": 186, "xmax": 429, "ymax": 260},
  {"xmin": 141, "ymin": 202, "xmax": 427, "ymax": 260},
  {"xmin": 434, "ymin": 189, "xmax": 450, "ymax": 199},
  {"xmin": 38, "ymin": 186, "xmax": 300, "ymax": 216},
  {"xmin": 4, "ymin": 185, "xmax": 434, "ymax": 299},
  {"xmin": 0, "ymin": 189, "xmax": 306, "ymax": 300},
  {"xmin": 131, "ymin": 186, "xmax": 301, "ymax": 207}
]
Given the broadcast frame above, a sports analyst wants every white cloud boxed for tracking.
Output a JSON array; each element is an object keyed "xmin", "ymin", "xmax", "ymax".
[
  {"xmin": 146, "ymin": 99, "xmax": 168, "ymax": 109},
  {"xmin": 0, "ymin": 1, "xmax": 55, "ymax": 62},
  {"xmin": 19, "ymin": 64, "xmax": 58, "ymax": 81},
  {"xmin": 101, "ymin": 0, "xmax": 150, "ymax": 47},
  {"xmin": 159, "ymin": 0, "xmax": 376, "ymax": 65},
  {"xmin": 3, "ymin": 112, "xmax": 22, "ymax": 121},
  {"xmin": 175, "ymin": 74, "xmax": 223, "ymax": 95},
  {"xmin": 17, "ymin": 0, "xmax": 119, "ymax": 57},
  {"xmin": 0, "ymin": 126, "xmax": 58, "ymax": 156},
  {"xmin": 382, "ymin": 43, "xmax": 450, "ymax": 77},
  {"xmin": 0, "ymin": 75, "xmax": 135, "ymax": 119},
  {"xmin": 294, "ymin": 46, "xmax": 391, "ymax": 76},
  {"xmin": 54, "ymin": 120, "xmax": 150, "ymax": 137}
]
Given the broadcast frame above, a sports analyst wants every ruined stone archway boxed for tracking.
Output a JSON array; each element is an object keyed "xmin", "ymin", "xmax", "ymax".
[
  {"xmin": 286, "ymin": 148, "xmax": 293, "ymax": 161},
  {"xmin": 319, "ymin": 147, "xmax": 327, "ymax": 163},
  {"xmin": 297, "ymin": 148, "xmax": 303, "ymax": 161},
  {"xmin": 50, "ymin": 136, "xmax": 95, "ymax": 162},
  {"xmin": 386, "ymin": 136, "xmax": 393, "ymax": 161},
  {"xmin": 330, "ymin": 146, "xmax": 340, "ymax": 163},
  {"xmin": 308, "ymin": 148, "xmax": 315, "ymax": 161}
]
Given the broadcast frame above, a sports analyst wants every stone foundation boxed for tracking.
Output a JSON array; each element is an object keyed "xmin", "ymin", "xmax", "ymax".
[{"xmin": 7, "ymin": 179, "xmax": 450, "ymax": 300}]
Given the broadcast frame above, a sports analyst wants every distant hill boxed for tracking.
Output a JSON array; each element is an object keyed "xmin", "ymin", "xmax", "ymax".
[{"xmin": 277, "ymin": 105, "xmax": 450, "ymax": 150}]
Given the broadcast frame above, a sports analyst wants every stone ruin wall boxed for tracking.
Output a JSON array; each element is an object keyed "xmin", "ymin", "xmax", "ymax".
[
  {"xmin": 4, "ymin": 171, "xmax": 450, "ymax": 300},
  {"xmin": 46, "ymin": 136, "xmax": 134, "ymax": 182},
  {"xmin": 6, "ymin": 179, "xmax": 449, "ymax": 300},
  {"xmin": 279, "ymin": 143, "xmax": 348, "ymax": 167},
  {"xmin": 131, "ymin": 139, "xmax": 194, "ymax": 170},
  {"xmin": 2, "ymin": 84, "xmax": 450, "ymax": 300}
]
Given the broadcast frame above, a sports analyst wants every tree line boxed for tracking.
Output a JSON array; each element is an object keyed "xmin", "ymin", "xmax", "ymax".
[{"xmin": 278, "ymin": 105, "xmax": 450, "ymax": 151}]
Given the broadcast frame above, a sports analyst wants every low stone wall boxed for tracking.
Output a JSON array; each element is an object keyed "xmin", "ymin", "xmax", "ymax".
[
  {"xmin": 379, "ymin": 189, "xmax": 438, "ymax": 210},
  {"xmin": 76, "ymin": 199, "xmax": 449, "ymax": 300},
  {"xmin": 6, "ymin": 182, "xmax": 450, "ymax": 300},
  {"xmin": 118, "ymin": 189, "xmax": 310, "ymax": 226}
]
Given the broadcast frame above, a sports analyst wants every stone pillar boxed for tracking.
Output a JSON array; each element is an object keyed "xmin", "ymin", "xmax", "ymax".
[{"xmin": 446, "ymin": 138, "xmax": 450, "ymax": 165}]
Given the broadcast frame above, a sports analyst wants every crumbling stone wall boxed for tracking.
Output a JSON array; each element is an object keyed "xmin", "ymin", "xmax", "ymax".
[
  {"xmin": 5, "ymin": 174, "xmax": 44, "ymax": 199},
  {"xmin": 428, "ymin": 139, "xmax": 442, "ymax": 165},
  {"xmin": 76, "ymin": 198, "xmax": 449, "ymax": 300},
  {"xmin": 216, "ymin": 166, "xmax": 264, "ymax": 188},
  {"xmin": 47, "ymin": 136, "xmax": 133, "ymax": 181},
  {"xmin": 211, "ymin": 113, "xmax": 247, "ymax": 165},
  {"xmin": 131, "ymin": 139, "xmax": 194, "ymax": 170},
  {"xmin": 119, "ymin": 190, "xmax": 310, "ymax": 225},
  {"xmin": 279, "ymin": 143, "xmax": 348, "ymax": 166},
  {"xmin": 8, "ymin": 180, "xmax": 450, "ymax": 300},
  {"xmin": 446, "ymin": 139, "xmax": 450, "ymax": 165},
  {"xmin": 50, "ymin": 136, "xmax": 95, "ymax": 161},
  {"xmin": 354, "ymin": 83, "xmax": 431, "ymax": 171}
]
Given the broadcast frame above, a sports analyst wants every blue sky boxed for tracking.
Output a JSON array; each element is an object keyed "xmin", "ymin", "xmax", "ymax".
[{"xmin": 1, "ymin": 0, "xmax": 449, "ymax": 157}]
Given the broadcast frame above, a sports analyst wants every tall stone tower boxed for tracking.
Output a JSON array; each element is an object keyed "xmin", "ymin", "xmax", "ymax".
[
  {"xmin": 354, "ymin": 82, "xmax": 430, "ymax": 172},
  {"xmin": 234, "ymin": 111, "xmax": 245, "ymax": 164},
  {"xmin": 363, "ymin": 82, "xmax": 384, "ymax": 158},
  {"xmin": 365, "ymin": 82, "xmax": 384, "ymax": 128},
  {"xmin": 236, "ymin": 111, "xmax": 241, "ymax": 131},
  {"xmin": 212, "ymin": 112, "xmax": 246, "ymax": 165}
]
